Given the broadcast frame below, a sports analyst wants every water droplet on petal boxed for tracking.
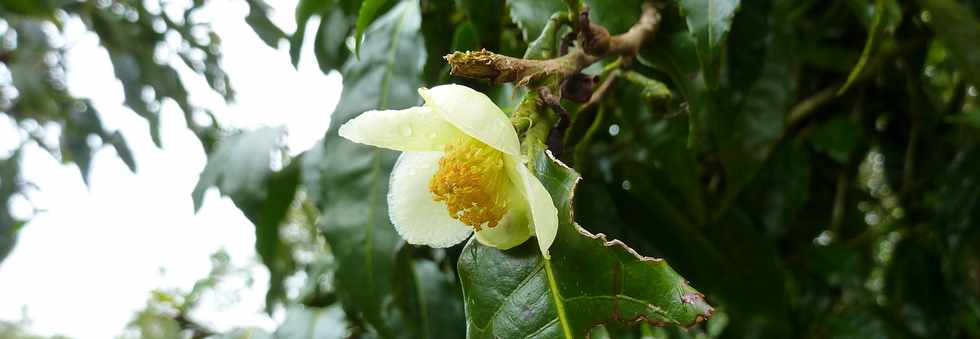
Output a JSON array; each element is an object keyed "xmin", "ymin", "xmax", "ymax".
[{"xmin": 401, "ymin": 126, "xmax": 413, "ymax": 137}]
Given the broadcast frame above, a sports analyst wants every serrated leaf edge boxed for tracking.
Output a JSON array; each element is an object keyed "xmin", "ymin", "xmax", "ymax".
[{"xmin": 543, "ymin": 149, "xmax": 714, "ymax": 332}]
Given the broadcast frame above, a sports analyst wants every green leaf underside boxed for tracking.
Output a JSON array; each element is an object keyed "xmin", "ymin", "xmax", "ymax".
[
  {"xmin": 678, "ymin": 0, "xmax": 741, "ymax": 89},
  {"xmin": 301, "ymin": 2, "xmax": 431, "ymax": 337},
  {"xmin": 458, "ymin": 147, "xmax": 712, "ymax": 338},
  {"xmin": 245, "ymin": 0, "xmax": 287, "ymax": 48}
]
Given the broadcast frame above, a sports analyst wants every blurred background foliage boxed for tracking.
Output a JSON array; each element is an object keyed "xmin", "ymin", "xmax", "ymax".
[{"xmin": 2, "ymin": 0, "xmax": 980, "ymax": 338}]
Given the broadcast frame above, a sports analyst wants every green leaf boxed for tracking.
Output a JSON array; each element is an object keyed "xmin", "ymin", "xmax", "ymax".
[
  {"xmin": 523, "ymin": 14, "xmax": 562, "ymax": 60},
  {"xmin": 60, "ymin": 100, "xmax": 113, "ymax": 183},
  {"xmin": 815, "ymin": 303, "xmax": 901, "ymax": 338},
  {"xmin": 245, "ymin": 0, "xmax": 287, "ymax": 48},
  {"xmin": 677, "ymin": 0, "xmax": 741, "ymax": 89},
  {"xmin": 507, "ymin": 0, "xmax": 565, "ymax": 42},
  {"xmin": 301, "ymin": 1, "xmax": 426, "ymax": 336},
  {"xmin": 919, "ymin": 0, "xmax": 980, "ymax": 87},
  {"xmin": 106, "ymin": 131, "xmax": 137, "ymax": 172},
  {"xmin": 192, "ymin": 127, "xmax": 286, "ymax": 211},
  {"xmin": 583, "ymin": 0, "xmax": 644, "ymax": 34},
  {"xmin": 191, "ymin": 127, "xmax": 300, "ymax": 311},
  {"xmin": 456, "ymin": 0, "xmax": 505, "ymax": 48},
  {"xmin": 246, "ymin": 162, "xmax": 301, "ymax": 312},
  {"xmin": 458, "ymin": 146, "xmax": 712, "ymax": 338},
  {"xmin": 420, "ymin": 0, "xmax": 456, "ymax": 85},
  {"xmin": 638, "ymin": 32, "xmax": 706, "ymax": 149},
  {"xmin": 452, "ymin": 21, "xmax": 480, "ymax": 53},
  {"xmin": 290, "ymin": 0, "xmax": 358, "ymax": 71},
  {"xmin": 288, "ymin": 0, "xmax": 324, "ymax": 67},
  {"xmin": 275, "ymin": 305, "xmax": 349, "ymax": 338},
  {"xmin": 354, "ymin": 0, "xmax": 392, "ymax": 57},
  {"xmin": 739, "ymin": 140, "xmax": 811, "ymax": 237},
  {"xmin": 0, "ymin": 0, "xmax": 57, "ymax": 16},
  {"xmin": 809, "ymin": 115, "xmax": 861, "ymax": 163},
  {"xmin": 394, "ymin": 250, "xmax": 466, "ymax": 338},
  {"xmin": 713, "ymin": 6, "xmax": 796, "ymax": 209},
  {"xmin": 314, "ymin": 6, "xmax": 355, "ymax": 72},
  {"xmin": 0, "ymin": 152, "xmax": 23, "ymax": 265}
]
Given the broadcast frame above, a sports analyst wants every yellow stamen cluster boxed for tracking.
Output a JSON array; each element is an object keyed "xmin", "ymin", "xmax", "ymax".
[{"xmin": 429, "ymin": 137, "xmax": 509, "ymax": 230}]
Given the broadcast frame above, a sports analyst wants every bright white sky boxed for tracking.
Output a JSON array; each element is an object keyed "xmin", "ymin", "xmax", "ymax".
[{"xmin": 0, "ymin": 1, "xmax": 340, "ymax": 337}]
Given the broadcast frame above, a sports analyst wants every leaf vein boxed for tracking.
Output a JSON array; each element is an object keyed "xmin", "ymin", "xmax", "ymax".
[{"xmin": 476, "ymin": 263, "xmax": 546, "ymax": 332}]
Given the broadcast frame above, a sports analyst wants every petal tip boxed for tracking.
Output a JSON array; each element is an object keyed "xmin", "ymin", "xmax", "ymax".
[{"xmin": 337, "ymin": 119, "xmax": 359, "ymax": 142}]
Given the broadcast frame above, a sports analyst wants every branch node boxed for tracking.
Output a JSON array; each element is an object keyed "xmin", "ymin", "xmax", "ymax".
[{"xmin": 578, "ymin": 7, "xmax": 611, "ymax": 56}]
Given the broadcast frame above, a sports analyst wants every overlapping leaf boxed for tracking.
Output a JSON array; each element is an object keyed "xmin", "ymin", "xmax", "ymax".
[
  {"xmin": 678, "ymin": 0, "xmax": 741, "ymax": 89},
  {"xmin": 191, "ymin": 127, "xmax": 300, "ymax": 311},
  {"xmin": 458, "ymin": 145, "xmax": 712, "ymax": 338},
  {"xmin": 300, "ymin": 2, "xmax": 463, "ymax": 337}
]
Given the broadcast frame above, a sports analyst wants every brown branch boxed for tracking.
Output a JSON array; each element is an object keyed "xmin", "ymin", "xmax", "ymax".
[
  {"xmin": 564, "ymin": 70, "xmax": 620, "ymax": 151},
  {"xmin": 444, "ymin": 3, "xmax": 660, "ymax": 86},
  {"xmin": 578, "ymin": 70, "xmax": 620, "ymax": 116}
]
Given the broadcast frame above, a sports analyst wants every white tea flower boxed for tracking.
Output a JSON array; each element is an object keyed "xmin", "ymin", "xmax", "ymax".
[{"xmin": 339, "ymin": 84, "xmax": 558, "ymax": 258}]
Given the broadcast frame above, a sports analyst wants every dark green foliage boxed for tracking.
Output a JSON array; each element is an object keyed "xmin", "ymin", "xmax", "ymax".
[
  {"xmin": 458, "ymin": 145, "xmax": 712, "ymax": 338},
  {"xmin": 300, "ymin": 3, "xmax": 465, "ymax": 337},
  {"xmin": 4, "ymin": 0, "xmax": 980, "ymax": 338},
  {"xmin": 250, "ymin": 0, "xmax": 980, "ymax": 337},
  {"xmin": 192, "ymin": 127, "xmax": 300, "ymax": 311}
]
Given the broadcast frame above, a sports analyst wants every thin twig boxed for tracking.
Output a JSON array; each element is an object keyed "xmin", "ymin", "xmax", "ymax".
[
  {"xmin": 579, "ymin": 71, "xmax": 620, "ymax": 116},
  {"xmin": 444, "ymin": 3, "xmax": 660, "ymax": 86}
]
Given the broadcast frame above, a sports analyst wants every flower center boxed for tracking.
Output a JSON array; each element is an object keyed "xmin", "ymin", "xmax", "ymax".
[{"xmin": 429, "ymin": 137, "xmax": 509, "ymax": 230}]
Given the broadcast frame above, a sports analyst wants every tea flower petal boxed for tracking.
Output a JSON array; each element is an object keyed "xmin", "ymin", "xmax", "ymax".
[
  {"xmin": 515, "ymin": 162, "xmax": 559, "ymax": 259},
  {"xmin": 338, "ymin": 84, "xmax": 561, "ymax": 257},
  {"xmin": 338, "ymin": 106, "xmax": 464, "ymax": 152},
  {"xmin": 473, "ymin": 206, "xmax": 532, "ymax": 250},
  {"xmin": 420, "ymin": 84, "xmax": 521, "ymax": 155},
  {"xmin": 388, "ymin": 152, "xmax": 473, "ymax": 247}
]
